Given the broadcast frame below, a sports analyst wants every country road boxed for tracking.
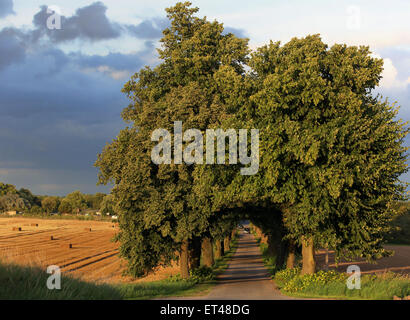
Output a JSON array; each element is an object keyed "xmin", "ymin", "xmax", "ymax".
[
  {"xmin": 164, "ymin": 229, "xmax": 294, "ymax": 300},
  {"xmin": 200, "ymin": 230, "xmax": 292, "ymax": 300}
]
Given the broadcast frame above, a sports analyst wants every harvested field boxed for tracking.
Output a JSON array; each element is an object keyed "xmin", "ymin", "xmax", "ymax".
[{"xmin": 0, "ymin": 217, "xmax": 179, "ymax": 284}]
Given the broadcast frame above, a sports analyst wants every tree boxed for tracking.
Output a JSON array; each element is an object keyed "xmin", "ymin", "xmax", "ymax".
[
  {"xmin": 41, "ymin": 196, "xmax": 60, "ymax": 214},
  {"xmin": 18, "ymin": 188, "xmax": 41, "ymax": 207},
  {"xmin": 193, "ymin": 34, "xmax": 408, "ymax": 275},
  {"xmin": 0, "ymin": 193, "xmax": 30, "ymax": 211},
  {"xmin": 248, "ymin": 35, "xmax": 408, "ymax": 273},
  {"xmin": 58, "ymin": 199, "xmax": 72, "ymax": 214},
  {"xmin": 84, "ymin": 193, "xmax": 105, "ymax": 210},
  {"xmin": 100, "ymin": 194, "xmax": 115, "ymax": 215},
  {"xmin": 64, "ymin": 191, "xmax": 87, "ymax": 214},
  {"xmin": 30, "ymin": 205, "xmax": 42, "ymax": 214},
  {"xmin": 0, "ymin": 182, "xmax": 17, "ymax": 196},
  {"xmin": 96, "ymin": 2, "xmax": 249, "ymax": 278}
]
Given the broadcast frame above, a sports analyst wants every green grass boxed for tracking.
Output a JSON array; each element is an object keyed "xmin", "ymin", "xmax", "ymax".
[
  {"xmin": 0, "ymin": 232, "xmax": 239, "ymax": 300},
  {"xmin": 253, "ymin": 229, "xmax": 410, "ymax": 300},
  {"xmin": 0, "ymin": 263, "xmax": 122, "ymax": 300},
  {"xmin": 258, "ymin": 242, "xmax": 281, "ymax": 275},
  {"xmin": 212, "ymin": 233, "xmax": 239, "ymax": 273},
  {"xmin": 273, "ymin": 268, "xmax": 410, "ymax": 300}
]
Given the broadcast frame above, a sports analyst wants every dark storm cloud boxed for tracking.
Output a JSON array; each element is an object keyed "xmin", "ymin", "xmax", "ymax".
[
  {"xmin": 30, "ymin": 2, "xmax": 171, "ymax": 43},
  {"xmin": 125, "ymin": 17, "xmax": 169, "ymax": 39},
  {"xmin": 0, "ymin": 1, "xmax": 250, "ymax": 195},
  {"xmin": 0, "ymin": 0, "xmax": 14, "ymax": 18},
  {"xmin": 0, "ymin": 40, "xmax": 157, "ymax": 195},
  {"xmin": 0, "ymin": 28, "xmax": 26, "ymax": 70},
  {"xmin": 32, "ymin": 2, "xmax": 121, "ymax": 42},
  {"xmin": 71, "ymin": 40, "xmax": 156, "ymax": 71},
  {"xmin": 0, "ymin": 45, "xmax": 153, "ymax": 121},
  {"xmin": 0, "ymin": 48, "xmax": 128, "ymax": 195}
]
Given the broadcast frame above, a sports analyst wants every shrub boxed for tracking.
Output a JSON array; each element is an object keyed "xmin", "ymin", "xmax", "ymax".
[
  {"xmin": 282, "ymin": 270, "xmax": 346, "ymax": 293},
  {"xmin": 274, "ymin": 267, "xmax": 300, "ymax": 287},
  {"xmin": 273, "ymin": 268, "xmax": 410, "ymax": 299},
  {"xmin": 189, "ymin": 266, "xmax": 215, "ymax": 283}
]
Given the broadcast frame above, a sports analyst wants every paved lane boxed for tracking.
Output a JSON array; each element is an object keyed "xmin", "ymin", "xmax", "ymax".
[{"xmin": 201, "ymin": 230, "xmax": 292, "ymax": 300}]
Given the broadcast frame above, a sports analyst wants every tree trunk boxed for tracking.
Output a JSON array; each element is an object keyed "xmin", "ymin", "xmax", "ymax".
[
  {"xmin": 224, "ymin": 236, "xmax": 231, "ymax": 252},
  {"xmin": 201, "ymin": 237, "xmax": 214, "ymax": 267},
  {"xmin": 189, "ymin": 237, "xmax": 201, "ymax": 270},
  {"xmin": 231, "ymin": 229, "xmax": 236, "ymax": 240},
  {"xmin": 324, "ymin": 246, "xmax": 329, "ymax": 271},
  {"xmin": 301, "ymin": 236, "xmax": 316, "ymax": 274},
  {"xmin": 180, "ymin": 240, "xmax": 189, "ymax": 279},
  {"xmin": 214, "ymin": 240, "xmax": 223, "ymax": 259},
  {"xmin": 286, "ymin": 241, "xmax": 295, "ymax": 269}
]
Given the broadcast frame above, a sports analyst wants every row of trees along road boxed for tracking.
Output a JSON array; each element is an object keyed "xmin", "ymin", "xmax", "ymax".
[{"xmin": 95, "ymin": 2, "xmax": 408, "ymax": 278}]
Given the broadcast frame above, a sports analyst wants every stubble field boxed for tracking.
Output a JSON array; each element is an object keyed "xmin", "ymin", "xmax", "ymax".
[{"xmin": 0, "ymin": 217, "xmax": 179, "ymax": 284}]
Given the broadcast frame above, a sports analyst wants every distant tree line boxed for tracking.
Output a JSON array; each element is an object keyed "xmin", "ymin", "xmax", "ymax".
[{"xmin": 0, "ymin": 182, "xmax": 114, "ymax": 216}]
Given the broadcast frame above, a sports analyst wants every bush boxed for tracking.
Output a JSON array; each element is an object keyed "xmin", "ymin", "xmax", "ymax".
[
  {"xmin": 282, "ymin": 270, "xmax": 346, "ymax": 293},
  {"xmin": 167, "ymin": 266, "xmax": 215, "ymax": 284},
  {"xmin": 273, "ymin": 268, "xmax": 410, "ymax": 299},
  {"xmin": 274, "ymin": 267, "xmax": 301, "ymax": 287},
  {"xmin": 189, "ymin": 266, "xmax": 215, "ymax": 283}
]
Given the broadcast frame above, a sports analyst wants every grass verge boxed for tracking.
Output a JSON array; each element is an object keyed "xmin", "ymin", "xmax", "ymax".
[
  {"xmin": 252, "ymin": 231, "xmax": 410, "ymax": 300},
  {"xmin": 274, "ymin": 268, "xmax": 410, "ymax": 300}
]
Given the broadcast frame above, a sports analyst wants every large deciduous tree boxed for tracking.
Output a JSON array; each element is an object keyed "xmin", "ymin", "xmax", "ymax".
[
  {"xmin": 41, "ymin": 196, "xmax": 60, "ymax": 214},
  {"xmin": 96, "ymin": 2, "xmax": 249, "ymax": 278},
  {"xmin": 249, "ymin": 35, "xmax": 408, "ymax": 273}
]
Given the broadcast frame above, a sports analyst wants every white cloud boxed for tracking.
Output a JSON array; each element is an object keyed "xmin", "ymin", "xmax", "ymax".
[
  {"xmin": 81, "ymin": 64, "xmax": 131, "ymax": 80},
  {"xmin": 371, "ymin": 54, "xmax": 410, "ymax": 90}
]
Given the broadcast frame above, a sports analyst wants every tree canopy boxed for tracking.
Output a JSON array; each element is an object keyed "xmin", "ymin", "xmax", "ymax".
[{"xmin": 96, "ymin": 2, "xmax": 408, "ymax": 277}]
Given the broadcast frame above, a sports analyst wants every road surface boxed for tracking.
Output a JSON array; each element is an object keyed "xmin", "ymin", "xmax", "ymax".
[
  {"xmin": 159, "ymin": 229, "xmax": 297, "ymax": 300},
  {"xmin": 199, "ymin": 230, "xmax": 292, "ymax": 300}
]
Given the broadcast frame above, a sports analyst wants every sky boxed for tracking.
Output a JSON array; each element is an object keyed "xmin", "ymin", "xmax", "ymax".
[{"xmin": 0, "ymin": 0, "xmax": 409, "ymax": 196}]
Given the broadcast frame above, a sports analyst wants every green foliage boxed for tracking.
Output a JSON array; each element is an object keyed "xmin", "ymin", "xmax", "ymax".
[
  {"xmin": 58, "ymin": 199, "xmax": 72, "ymax": 214},
  {"xmin": 213, "ymin": 34, "xmax": 408, "ymax": 262},
  {"xmin": 0, "ymin": 183, "xmax": 42, "ymax": 212},
  {"xmin": 0, "ymin": 262, "xmax": 122, "ymax": 300},
  {"xmin": 274, "ymin": 268, "xmax": 410, "ymax": 299},
  {"xmin": 95, "ymin": 1, "xmax": 249, "ymax": 277},
  {"xmin": 0, "ymin": 260, "xmax": 210, "ymax": 300},
  {"xmin": 274, "ymin": 267, "xmax": 301, "ymax": 287},
  {"xmin": 0, "ymin": 193, "xmax": 31, "ymax": 211},
  {"xmin": 41, "ymin": 196, "xmax": 60, "ymax": 214},
  {"xmin": 0, "ymin": 182, "xmax": 18, "ymax": 196},
  {"xmin": 166, "ymin": 266, "xmax": 215, "ymax": 284},
  {"xmin": 386, "ymin": 202, "xmax": 410, "ymax": 244},
  {"xmin": 99, "ymin": 194, "xmax": 116, "ymax": 215},
  {"xmin": 64, "ymin": 191, "xmax": 88, "ymax": 214},
  {"xmin": 84, "ymin": 193, "xmax": 105, "ymax": 210},
  {"xmin": 95, "ymin": 2, "xmax": 408, "ymax": 278},
  {"xmin": 29, "ymin": 205, "xmax": 43, "ymax": 214},
  {"xmin": 189, "ymin": 266, "xmax": 215, "ymax": 282},
  {"xmin": 0, "ymin": 182, "xmax": 108, "ymax": 217},
  {"xmin": 18, "ymin": 188, "xmax": 41, "ymax": 207},
  {"xmin": 282, "ymin": 270, "xmax": 346, "ymax": 293}
]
